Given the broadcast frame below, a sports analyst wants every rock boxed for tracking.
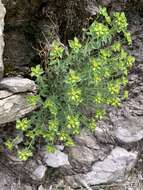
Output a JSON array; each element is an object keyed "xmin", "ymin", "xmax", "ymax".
[
  {"xmin": 0, "ymin": 167, "xmax": 33, "ymax": 190},
  {"xmin": 95, "ymin": 120, "xmax": 115, "ymax": 144},
  {"xmin": 3, "ymin": 30, "xmax": 35, "ymax": 74},
  {"xmin": 100, "ymin": 0, "xmax": 112, "ymax": 6},
  {"xmin": 115, "ymin": 117, "xmax": 143, "ymax": 143},
  {"xmin": 2, "ymin": 0, "xmax": 36, "ymax": 74},
  {"xmin": 85, "ymin": 1, "xmax": 98, "ymax": 15},
  {"xmin": 55, "ymin": 145, "xmax": 65, "ymax": 151},
  {"xmin": 0, "ymin": 90, "xmax": 12, "ymax": 99},
  {"xmin": 66, "ymin": 147, "xmax": 138, "ymax": 188},
  {"xmin": 69, "ymin": 146, "xmax": 95, "ymax": 166},
  {"xmin": 0, "ymin": 0, "xmax": 6, "ymax": 79},
  {"xmin": 40, "ymin": 149, "xmax": 70, "ymax": 168},
  {"xmin": 0, "ymin": 77, "xmax": 36, "ymax": 93},
  {"xmin": 0, "ymin": 77, "xmax": 36, "ymax": 124},
  {"xmin": 74, "ymin": 129, "xmax": 100, "ymax": 150},
  {"xmin": 31, "ymin": 165, "xmax": 47, "ymax": 181},
  {"xmin": 24, "ymin": 185, "xmax": 33, "ymax": 190},
  {"xmin": 68, "ymin": 144, "xmax": 112, "ymax": 174},
  {"xmin": 0, "ymin": 93, "xmax": 36, "ymax": 124},
  {"xmin": 38, "ymin": 185, "xmax": 45, "ymax": 190}
]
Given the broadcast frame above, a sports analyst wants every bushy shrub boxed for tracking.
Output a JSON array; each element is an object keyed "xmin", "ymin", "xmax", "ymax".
[{"xmin": 5, "ymin": 7, "xmax": 135, "ymax": 160}]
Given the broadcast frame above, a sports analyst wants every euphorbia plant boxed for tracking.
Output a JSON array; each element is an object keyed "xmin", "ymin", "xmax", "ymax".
[{"xmin": 5, "ymin": 7, "xmax": 135, "ymax": 160}]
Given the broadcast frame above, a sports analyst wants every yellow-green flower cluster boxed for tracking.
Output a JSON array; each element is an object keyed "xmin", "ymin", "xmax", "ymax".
[
  {"xmin": 93, "ymin": 73, "xmax": 102, "ymax": 83},
  {"xmin": 88, "ymin": 118, "xmax": 96, "ymax": 131},
  {"xmin": 108, "ymin": 81, "xmax": 121, "ymax": 95},
  {"xmin": 48, "ymin": 119, "xmax": 59, "ymax": 132},
  {"xmin": 95, "ymin": 109, "xmax": 106, "ymax": 120},
  {"xmin": 113, "ymin": 12, "xmax": 128, "ymax": 32},
  {"xmin": 65, "ymin": 70, "xmax": 81, "ymax": 85},
  {"xmin": 100, "ymin": 48, "xmax": 112, "ymax": 58},
  {"xmin": 67, "ymin": 87, "xmax": 82, "ymax": 105},
  {"xmin": 44, "ymin": 98, "xmax": 58, "ymax": 116},
  {"xmin": 103, "ymin": 67, "xmax": 111, "ymax": 78},
  {"xmin": 59, "ymin": 131, "xmax": 74, "ymax": 145},
  {"xmin": 124, "ymin": 90, "xmax": 129, "ymax": 100},
  {"xmin": 18, "ymin": 148, "xmax": 33, "ymax": 161},
  {"xmin": 50, "ymin": 41, "xmax": 64, "ymax": 59},
  {"xmin": 59, "ymin": 130, "xmax": 70, "ymax": 141},
  {"xmin": 5, "ymin": 139, "xmax": 14, "ymax": 151},
  {"xmin": 99, "ymin": 6, "xmax": 111, "ymax": 24},
  {"xmin": 16, "ymin": 118, "xmax": 30, "ymax": 132},
  {"xmin": 127, "ymin": 55, "xmax": 135, "ymax": 67},
  {"xmin": 124, "ymin": 31, "xmax": 132, "ymax": 45},
  {"xmin": 94, "ymin": 92, "xmax": 104, "ymax": 104},
  {"xmin": 90, "ymin": 22, "xmax": 110, "ymax": 40},
  {"xmin": 90, "ymin": 58, "xmax": 102, "ymax": 71},
  {"xmin": 111, "ymin": 41, "xmax": 121, "ymax": 52},
  {"xmin": 107, "ymin": 97, "xmax": 121, "ymax": 107},
  {"xmin": 31, "ymin": 65, "xmax": 44, "ymax": 78},
  {"xmin": 66, "ymin": 115, "xmax": 80, "ymax": 134},
  {"xmin": 69, "ymin": 37, "xmax": 82, "ymax": 53},
  {"xmin": 27, "ymin": 95, "xmax": 40, "ymax": 106}
]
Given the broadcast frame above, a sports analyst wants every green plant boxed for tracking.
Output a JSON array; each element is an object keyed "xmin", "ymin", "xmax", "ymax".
[{"xmin": 5, "ymin": 7, "xmax": 135, "ymax": 160}]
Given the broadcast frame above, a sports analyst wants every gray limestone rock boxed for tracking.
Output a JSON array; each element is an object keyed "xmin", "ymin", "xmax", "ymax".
[
  {"xmin": 0, "ymin": 77, "xmax": 36, "ymax": 93},
  {"xmin": 31, "ymin": 165, "xmax": 47, "ymax": 181},
  {"xmin": 40, "ymin": 148, "xmax": 70, "ymax": 168},
  {"xmin": 0, "ymin": 90, "xmax": 12, "ymax": 99},
  {"xmin": 66, "ymin": 147, "xmax": 138, "ymax": 188},
  {"xmin": 0, "ymin": 0, "xmax": 5, "ymax": 79},
  {"xmin": 69, "ymin": 146, "xmax": 95, "ymax": 166},
  {"xmin": 115, "ymin": 117, "xmax": 143, "ymax": 143},
  {"xmin": 74, "ymin": 129, "xmax": 100, "ymax": 150},
  {"xmin": 0, "ymin": 93, "xmax": 36, "ymax": 124}
]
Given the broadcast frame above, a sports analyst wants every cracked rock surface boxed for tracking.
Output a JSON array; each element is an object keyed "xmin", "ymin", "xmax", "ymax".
[
  {"xmin": 66, "ymin": 147, "xmax": 138, "ymax": 188},
  {"xmin": 0, "ymin": 77, "xmax": 36, "ymax": 125},
  {"xmin": 0, "ymin": 93, "xmax": 36, "ymax": 125}
]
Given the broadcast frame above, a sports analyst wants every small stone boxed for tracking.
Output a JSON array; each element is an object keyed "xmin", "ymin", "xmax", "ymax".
[
  {"xmin": 55, "ymin": 145, "xmax": 65, "ymax": 151},
  {"xmin": 0, "ymin": 77, "xmax": 36, "ymax": 93},
  {"xmin": 74, "ymin": 129, "xmax": 99, "ymax": 150},
  {"xmin": 38, "ymin": 185, "xmax": 45, "ymax": 190},
  {"xmin": 32, "ymin": 165, "xmax": 47, "ymax": 181},
  {"xmin": 115, "ymin": 117, "xmax": 143, "ymax": 143},
  {"xmin": 40, "ymin": 149, "xmax": 70, "ymax": 168},
  {"xmin": 69, "ymin": 146, "xmax": 95, "ymax": 165}
]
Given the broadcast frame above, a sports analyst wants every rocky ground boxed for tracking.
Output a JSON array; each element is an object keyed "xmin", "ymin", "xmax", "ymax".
[{"xmin": 0, "ymin": 0, "xmax": 143, "ymax": 190}]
